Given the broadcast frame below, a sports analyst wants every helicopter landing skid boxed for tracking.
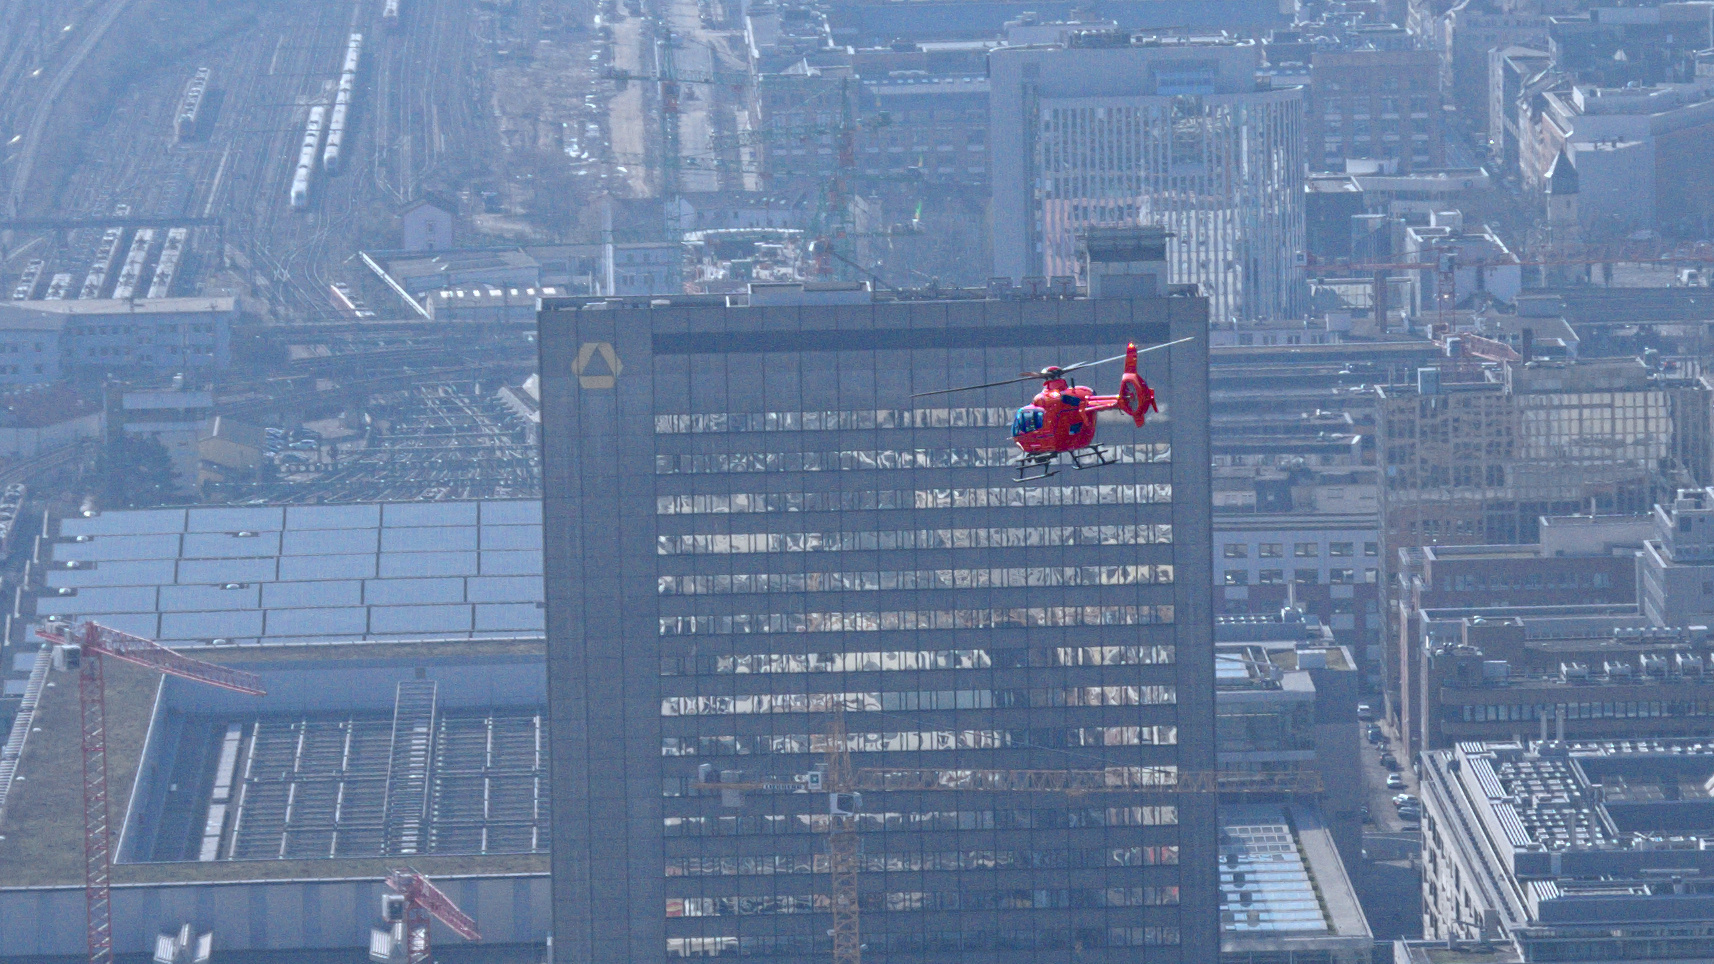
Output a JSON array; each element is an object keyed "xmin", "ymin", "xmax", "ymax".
[
  {"xmin": 1069, "ymin": 444, "xmax": 1118, "ymax": 470},
  {"xmin": 1014, "ymin": 452, "xmax": 1059, "ymax": 482}
]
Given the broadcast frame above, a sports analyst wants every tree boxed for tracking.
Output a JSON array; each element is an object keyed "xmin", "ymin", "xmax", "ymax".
[{"xmin": 97, "ymin": 434, "xmax": 179, "ymax": 508}]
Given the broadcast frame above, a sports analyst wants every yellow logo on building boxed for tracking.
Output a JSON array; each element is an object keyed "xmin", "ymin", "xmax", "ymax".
[{"xmin": 573, "ymin": 342, "xmax": 622, "ymax": 389}]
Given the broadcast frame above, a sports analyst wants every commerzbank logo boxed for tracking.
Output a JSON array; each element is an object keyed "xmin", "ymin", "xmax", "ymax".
[{"xmin": 573, "ymin": 342, "xmax": 621, "ymax": 389}]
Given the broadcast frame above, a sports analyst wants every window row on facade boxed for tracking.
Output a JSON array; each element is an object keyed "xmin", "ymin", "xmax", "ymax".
[
  {"xmin": 662, "ymin": 805, "xmax": 1180, "ymax": 837},
  {"xmin": 1451, "ymin": 699, "xmax": 1714, "ymax": 722},
  {"xmin": 1223, "ymin": 568, "xmax": 1376, "ymax": 585},
  {"xmin": 666, "ymin": 885, "xmax": 1182, "ymax": 918},
  {"xmin": 658, "ymin": 645, "xmax": 1178, "ymax": 677},
  {"xmin": 664, "ymin": 926, "xmax": 1180, "ymax": 958},
  {"xmin": 663, "ymin": 845, "xmax": 1181, "ymax": 877},
  {"xmin": 657, "ymin": 524, "xmax": 1173, "ymax": 556},
  {"xmin": 661, "ymin": 725, "xmax": 1179, "ymax": 756},
  {"xmin": 655, "ymin": 408, "xmax": 1014, "ymax": 434},
  {"xmin": 658, "ymin": 604, "xmax": 1174, "ymax": 636},
  {"xmin": 661, "ymin": 685, "xmax": 1176, "ymax": 716},
  {"xmin": 660, "ymin": 564, "xmax": 1173, "ymax": 596},
  {"xmin": 1223, "ymin": 540, "xmax": 1378, "ymax": 559},
  {"xmin": 654, "ymin": 443, "xmax": 1171, "ymax": 474},
  {"xmin": 655, "ymin": 483, "xmax": 1173, "ymax": 516}
]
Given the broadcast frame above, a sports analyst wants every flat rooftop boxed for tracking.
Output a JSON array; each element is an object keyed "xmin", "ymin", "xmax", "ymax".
[
  {"xmin": 0, "ymin": 296, "xmax": 235, "ymax": 317},
  {"xmin": 1219, "ymin": 804, "xmax": 1371, "ymax": 956},
  {"xmin": 0, "ymin": 639, "xmax": 547, "ymax": 888},
  {"xmin": 34, "ymin": 500, "xmax": 544, "ymax": 647}
]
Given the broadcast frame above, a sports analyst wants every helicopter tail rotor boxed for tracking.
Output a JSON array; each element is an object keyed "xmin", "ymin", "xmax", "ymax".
[{"xmin": 1114, "ymin": 343, "xmax": 1159, "ymax": 427}]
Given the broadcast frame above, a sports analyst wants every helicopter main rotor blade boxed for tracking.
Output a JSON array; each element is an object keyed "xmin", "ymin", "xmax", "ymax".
[
  {"xmin": 912, "ymin": 337, "xmax": 1194, "ymax": 399},
  {"xmin": 911, "ymin": 374, "xmax": 1038, "ymax": 398},
  {"xmin": 1057, "ymin": 336, "xmax": 1196, "ymax": 375}
]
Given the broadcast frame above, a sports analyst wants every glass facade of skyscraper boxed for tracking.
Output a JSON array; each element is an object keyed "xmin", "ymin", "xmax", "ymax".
[{"xmin": 540, "ymin": 286, "xmax": 1215, "ymax": 963}]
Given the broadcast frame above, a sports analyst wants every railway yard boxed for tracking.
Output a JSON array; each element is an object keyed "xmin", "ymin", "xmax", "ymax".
[{"xmin": 0, "ymin": 0, "xmax": 658, "ymax": 505}]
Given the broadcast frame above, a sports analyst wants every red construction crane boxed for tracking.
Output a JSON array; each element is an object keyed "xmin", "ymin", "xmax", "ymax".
[
  {"xmin": 380, "ymin": 868, "xmax": 482, "ymax": 964},
  {"xmin": 35, "ymin": 621, "xmax": 264, "ymax": 964},
  {"xmin": 699, "ymin": 706, "xmax": 1323, "ymax": 964}
]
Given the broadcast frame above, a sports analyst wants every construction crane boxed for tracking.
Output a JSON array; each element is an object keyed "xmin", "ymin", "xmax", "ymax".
[
  {"xmin": 696, "ymin": 706, "xmax": 1323, "ymax": 964},
  {"xmin": 35, "ymin": 621, "xmax": 264, "ymax": 964},
  {"xmin": 372, "ymin": 868, "xmax": 482, "ymax": 964}
]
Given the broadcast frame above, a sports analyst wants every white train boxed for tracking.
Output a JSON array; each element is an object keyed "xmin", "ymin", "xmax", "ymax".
[
  {"xmin": 176, "ymin": 67, "xmax": 211, "ymax": 141},
  {"xmin": 111, "ymin": 228, "xmax": 156, "ymax": 300},
  {"xmin": 147, "ymin": 227, "xmax": 189, "ymax": 299},
  {"xmin": 289, "ymin": 104, "xmax": 328, "ymax": 210},
  {"xmin": 382, "ymin": 0, "xmax": 399, "ymax": 26},
  {"xmin": 80, "ymin": 227, "xmax": 125, "ymax": 299},
  {"xmin": 323, "ymin": 33, "xmax": 362, "ymax": 174},
  {"xmin": 10, "ymin": 260, "xmax": 44, "ymax": 300},
  {"xmin": 44, "ymin": 273, "xmax": 74, "ymax": 300}
]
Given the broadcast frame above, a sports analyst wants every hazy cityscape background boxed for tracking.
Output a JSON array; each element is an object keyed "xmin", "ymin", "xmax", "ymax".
[{"xmin": 3, "ymin": 0, "xmax": 1714, "ymax": 958}]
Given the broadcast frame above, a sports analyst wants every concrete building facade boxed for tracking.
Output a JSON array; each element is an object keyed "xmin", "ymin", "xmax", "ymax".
[{"xmin": 538, "ymin": 269, "xmax": 1217, "ymax": 962}]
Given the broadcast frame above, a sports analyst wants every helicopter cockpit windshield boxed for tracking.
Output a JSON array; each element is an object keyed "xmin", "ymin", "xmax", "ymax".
[{"xmin": 1012, "ymin": 406, "xmax": 1045, "ymax": 437}]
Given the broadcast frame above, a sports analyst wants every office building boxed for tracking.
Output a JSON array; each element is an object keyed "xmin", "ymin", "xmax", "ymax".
[
  {"xmin": 989, "ymin": 36, "xmax": 1305, "ymax": 322},
  {"xmin": 1309, "ymin": 32, "xmax": 1446, "ymax": 174},
  {"xmin": 1217, "ymin": 624, "xmax": 1364, "ymax": 862},
  {"xmin": 1640, "ymin": 487, "xmax": 1714, "ymax": 627},
  {"xmin": 1375, "ymin": 357, "xmax": 1688, "ymax": 551},
  {"xmin": 1420, "ymin": 739, "xmax": 1714, "ymax": 962},
  {"xmin": 538, "ymin": 236, "xmax": 1217, "ymax": 962},
  {"xmin": 1521, "ymin": 78, "xmax": 1714, "ymax": 238},
  {"xmin": 1420, "ymin": 625, "xmax": 1714, "ymax": 750}
]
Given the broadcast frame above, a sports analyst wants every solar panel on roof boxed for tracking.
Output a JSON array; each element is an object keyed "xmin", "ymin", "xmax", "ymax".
[
  {"xmin": 46, "ymin": 559, "xmax": 178, "ymax": 587},
  {"xmin": 480, "ymin": 525, "xmax": 543, "ymax": 551},
  {"xmin": 381, "ymin": 526, "xmax": 477, "ymax": 553},
  {"xmin": 56, "ymin": 534, "xmax": 183, "ymax": 562},
  {"xmin": 364, "ymin": 577, "xmax": 465, "ymax": 605},
  {"xmin": 285, "ymin": 504, "xmax": 381, "ymax": 530},
  {"xmin": 379, "ymin": 552, "xmax": 477, "ymax": 578},
  {"xmin": 263, "ymin": 607, "xmax": 370, "ymax": 637},
  {"xmin": 370, "ymin": 604, "xmax": 473, "ymax": 634},
  {"xmin": 185, "ymin": 507, "xmax": 285, "ymax": 532},
  {"xmin": 479, "ymin": 550, "xmax": 542, "ymax": 575},
  {"xmin": 476, "ymin": 603, "xmax": 544, "ymax": 631},
  {"xmin": 181, "ymin": 531, "xmax": 283, "ymax": 559},
  {"xmin": 466, "ymin": 575, "xmax": 544, "ymax": 603},
  {"xmin": 41, "ymin": 501, "xmax": 545, "ymax": 646},
  {"xmin": 480, "ymin": 501, "xmax": 540, "ymax": 525},
  {"xmin": 179, "ymin": 557, "xmax": 277, "ymax": 584},
  {"xmin": 60, "ymin": 509, "xmax": 188, "ymax": 537},
  {"xmin": 383, "ymin": 501, "xmax": 479, "ymax": 527},
  {"xmin": 160, "ymin": 610, "xmax": 265, "ymax": 641},
  {"xmin": 282, "ymin": 527, "xmax": 377, "ymax": 556},
  {"xmin": 279, "ymin": 554, "xmax": 376, "ymax": 580}
]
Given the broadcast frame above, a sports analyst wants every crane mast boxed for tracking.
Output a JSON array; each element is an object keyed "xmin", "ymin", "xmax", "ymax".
[{"xmin": 39, "ymin": 621, "xmax": 265, "ymax": 964}]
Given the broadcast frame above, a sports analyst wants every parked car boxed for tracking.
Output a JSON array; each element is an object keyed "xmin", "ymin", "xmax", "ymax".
[
  {"xmin": 1366, "ymin": 725, "xmax": 1384, "ymax": 742},
  {"xmin": 1393, "ymin": 793, "xmax": 1418, "ymax": 806},
  {"xmin": 289, "ymin": 439, "xmax": 319, "ymax": 451},
  {"xmin": 1381, "ymin": 753, "xmax": 1400, "ymax": 770},
  {"xmin": 1357, "ymin": 703, "xmax": 1375, "ymax": 721},
  {"xmin": 1396, "ymin": 807, "xmax": 1421, "ymax": 823},
  {"xmin": 1386, "ymin": 773, "xmax": 1406, "ymax": 790}
]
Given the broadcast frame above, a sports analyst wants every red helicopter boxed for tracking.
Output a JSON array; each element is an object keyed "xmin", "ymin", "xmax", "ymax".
[{"xmin": 914, "ymin": 337, "xmax": 1191, "ymax": 481}]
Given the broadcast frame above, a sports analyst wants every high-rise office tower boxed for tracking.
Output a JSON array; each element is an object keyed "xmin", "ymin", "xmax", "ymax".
[
  {"xmin": 990, "ymin": 36, "xmax": 1306, "ymax": 323},
  {"xmin": 540, "ymin": 238, "xmax": 1215, "ymax": 963}
]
